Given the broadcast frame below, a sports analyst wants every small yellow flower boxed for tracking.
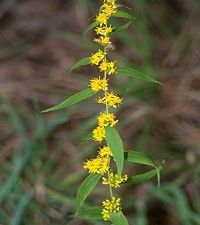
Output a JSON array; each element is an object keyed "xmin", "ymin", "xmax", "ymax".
[
  {"xmin": 95, "ymin": 36, "xmax": 111, "ymax": 46},
  {"xmin": 97, "ymin": 112, "xmax": 118, "ymax": 127},
  {"xmin": 96, "ymin": 12, "xmax": 108, "ymax": 25},
  {"xmin": 90, "ymin": 77, "xmax": 108, "ymax": 92},
  {"xmin": 84, "ymin": 156, "xmax": 109, "ymax": 174},
  {"xmin": 92, "ymin": 126, "xmax": 106, "ymax": 142},
  {"xmin": 99, "ymin": 146, "xmax": 113, "ymax": 157},
  {"xmin": 102, "ymin": 197, "xmax": 121, "ymax": 221},
  {"xmin": 99, "ymin": 60, "xmax": 117, "ymax": 75},
  {"xmin": 90, "ymin": 50, "xmax": 106, "ymax": 65},
  {"xmin": 102, "ymin": 4, "xmax": 117, "ymax": 16},
  {"xmin": 102, "ymin": 173, "xmax": 128, "ymax": 188},
  {"xmin": 97, "ymin": 92, "xmax": 122, "ymax": 108},
  {"xmin": 95, "ymin": 25, "xmax": 113, "ymax": 36}
]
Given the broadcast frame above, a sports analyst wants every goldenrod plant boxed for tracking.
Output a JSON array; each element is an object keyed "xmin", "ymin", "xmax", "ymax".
[{"xmin": 42, "ymin": 0, "xmax": 162, "ymax": 224}]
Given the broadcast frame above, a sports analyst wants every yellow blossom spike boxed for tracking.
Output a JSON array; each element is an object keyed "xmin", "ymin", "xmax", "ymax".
[
  {"xmin": 102, "ymin": 197, "xmax": 121, "ymax": 221},
  {"xmin": 97, "ymin": 92, "xmax": 122, "ymax": 108},
  {"xmin": 99, "ymin": 146, "xmax": 113, "ymax": 157},
  {"xmin": 95, "ymin": 25, "xmax": 113, "ymax": 36},
  {"xmin": 99, "ymin": 60, "xmax": 117, "ymax": 75},
  {"xmin": 89, "ymin": 77, "xmax": 108, "ymax": 92},
  {"xmin": 95, "ymin": 36, "xmax": 111, "ymax": 46},
  {"xmin": 102, "ymin": 173, "xmax": 128, "ymax": 188},
  {"xmin": 92, "ymin": 126, "xmax": 106, "ymax": 142},
  {"xmin": 102, "ymin": 4, "xmax": 117, "ymax": 16},
  {"xmin": 96, "ymin": 12, "xmax": 108, "ymax": 26},
  {"xmin": 97, "ymin": 112, "xmax": 118, "ymax": 127},
  {"xmin": 90, "ymin": 49, "xmax": 106, "ymax": 65},
  {"xmin": 83, "ymin": 156, "xmax": 110, "ymax": 174}
]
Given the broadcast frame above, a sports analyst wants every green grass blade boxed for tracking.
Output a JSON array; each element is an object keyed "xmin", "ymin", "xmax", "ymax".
[
  {"xmin": 10, "ymin": 190, "xmax": 34, "ymax": 225},
  {"xmin": 117, "ymin": 66, "xmax": 162, "ymax": 84},
  {"xmin": 76, "ymin": 174, "xmax": 101, "ymax": 210},
  {"xmin": 41, "ymin": 88, "xmax": 95, "ymax": 113},
  {"xmin": 0, "ymin": 90, "xmax": 27, "ymax": 140},
  {"xmin": 106, "ymin": 127, "xmax": 124, "ymax": 175},
  {"xmin": 0, "ymin": 142, "xmax": 34, "ymax": 204}
]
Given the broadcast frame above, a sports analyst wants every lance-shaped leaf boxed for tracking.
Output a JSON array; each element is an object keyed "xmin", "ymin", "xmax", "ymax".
[
  {"xmin": 110, "ymin": 212, "xmax": 129, "ymax": 225},
  {"xmin": 70, "ymin": 57, "xmax": 91, "ymax": 73},
  {"xmin": 125, "ymin": 151, "xmax": 156, "ymax": 167},
  {"xmin": 125, "ymin": 151, "xmax": 161, "ymax": 187},
  {"xmin": 76, "ymin": 174, "xmax": 101, "ymax": 210},
  {"xmin": 106, "ymin": 127, "xmax": 124, "ymax": 175},
  {"xmin": 113, "ymin": 10, "xmax": 135, "ymax": 21},
  {"xmin": 84, "ymin": 21, "xmax": 99, "ymax": 36},
  {"xmin": 114, "ymin": 22, "xmax": 132, "ymax": 33},
  {"xmin": 76, "ymin": 206, "xmax": 102, "ymax": 220},
  {"xmin": 42, "ymin": 88, "xmax": 95, "ymax": 113},
  {"xmin": 127, "ymin": 166, "xmax": 162, "ymax": 185},
  {"xmin": 117, "ymin": 66, "xmax": 162, "ymax": 84}
]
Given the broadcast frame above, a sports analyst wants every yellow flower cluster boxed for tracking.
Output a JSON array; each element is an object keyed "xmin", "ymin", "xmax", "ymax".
[
  {"xmin": 90, "ymin": 77, "xmax": 108, "ymax": 92},
  {"xmin": 96, "ymin": 0, "xmax": 117, "ymax": 26},
  {"xmin": 97, "ymin": 92, "xmax": 122, "ymax": 108},
  {"xmin": 98, "ymin": 112, "xmax": 118, "ymax": 127},
  {"xmin": 99, "ymin": 146, "xmax": 113, "ymax": 157},
  {"xmin": 90, "ymin": 50, "xmax": 106, "ymax": 65},
  {"xmin": 92, "ymin": 113, "xmax": 118, "ymax": 142},
  {"xmin": 83, "ymin": 156, "xmax": 109, "ymax": 174},
  {"xmin": 84, "ymin": 146, "xmax": 112, "ymax": 174},
  {"xmin": 102, "ymin": 173, "xmax": 128, "ymax": 188},
  {"xmin": 102, "ymin": 197, "xmax": 121, "ymax": 221},
  {"xmin": 92, "ymin": 125, "xmax": 105, "ymax": 142},
  {"xmin": 99, "ymin": 60, "xmax": 117, "ymax": 75}
]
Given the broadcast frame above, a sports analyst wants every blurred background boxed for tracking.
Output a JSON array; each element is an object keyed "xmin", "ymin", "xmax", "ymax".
[{"xmin": 0, "ymin": 0, "xmax": 200, "ymax": 224}]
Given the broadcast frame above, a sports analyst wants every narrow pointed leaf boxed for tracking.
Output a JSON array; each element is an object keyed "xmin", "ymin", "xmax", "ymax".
[
  {"xmin": 76, "ymin": 206, "xmax": 102, "ymax": 220},
  {"xmin": 125, "ymin": 151, "xmax": 155, "ymax": 167},
  {"xmin": 110, "ymin": 212, "xmax": 129, "ymax": 225},
  {"xmin": 70, "ymin": 57, "xmax": 91, "ymax": 72},
  {"xmin": 113, "ymin": 10, "xmax": 135, "ymax": 21},
  {"xmin": 118, "ymin": 66, "xmax": 162, "ymax": 84},
  {"xmin": 84, "ymin": 21, "xmax": 99, "ymax": 35},
  {"xmin": 114, "ymin": 22, "xmax": 132, "ymax": 33},
  {"xmin": 127, "ymin": 166, "xmax": 162, "ymax": 185},
  {"xmin": 76, "ymin": 174, "xmax": 101, "ymax": 209},
  {"xmin": 42, "ymin": 89, "xmax": 95, "ymax": 113},
  {"xmin": 125, "ymin": 151, "xmax": 161, "ymax": 187},
  {"xmin": 106, "ymin": 127, "xmax": 124, "ymax": 175}
]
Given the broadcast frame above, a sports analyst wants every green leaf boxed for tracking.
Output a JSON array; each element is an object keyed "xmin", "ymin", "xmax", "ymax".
[
  {"xmin": 76, "ymin": 206, "xmax": 102, "ymax": 220},
  {"xmin": 114, "ymin": 22, "xmax": 132, "ymax": 33},
  {"xmin": 125, "ymin": 151, "xmax": 161, "ymax": 187},
  {"xmin": 10, "ymin": 191, "xmax": 34, "ymax": 225},
  {"xmin": 117, "ymin": 66, "xmax": 162, "ymax": 84},
  {"xmin": 70, "ymin": 57, "xmax": 91, "ymax": 72},
  {"xmin": 127, "ymin": 167, "xmax": 162, "ymax": 185},
  {"xmin": 83, "ymin": 21, "xmax": 99, "ymax": 35},
  {"xmin": 106, "ymin": 127, "xmax": 124, "ymax": 175},
  {"xmin": 110, "ymin": 212, "xmax": 129, "ymax": 225},
  {"xmin": 76, "ymin": 174, "xmax": 101, "ymax": 209},
  {"xmin": 113, "ymin": 10, "xmax": 135, "ymax": 21},
  {"xmin": 125, "ymin": 151, "xmax": 155, "ymax": 167},
  {"xmin": 41, "ymin": 88, "xmax": 95, "ymax": 113}
]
